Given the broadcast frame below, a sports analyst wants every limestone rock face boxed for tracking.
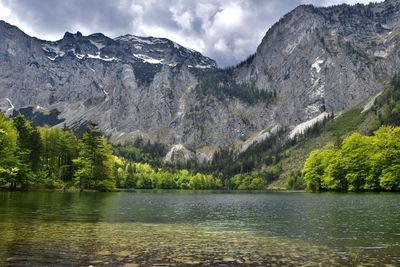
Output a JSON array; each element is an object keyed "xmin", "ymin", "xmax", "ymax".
[
  {"xmin": 164, "ymin": 144, "xmax": 210, "ymax": 164},
  {"xmin": 235, "ymin": 1, "xmax": 400, "ymax": 127},
  {"xmin": 1, "ymin": 1, "xmax": 400, "ymax": 159}
]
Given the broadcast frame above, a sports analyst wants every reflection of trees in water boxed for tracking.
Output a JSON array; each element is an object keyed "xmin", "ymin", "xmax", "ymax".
[
  {"xmin": 0, "ymin": 192, "xmax": 43, "ymax": 263},
  {"xmin": 0, "ymin": 192, "xmax": 399, "ymax": 266},
  {"xmin": 0, "ymin": 192, "xmax": 114, "ymax": 265}
]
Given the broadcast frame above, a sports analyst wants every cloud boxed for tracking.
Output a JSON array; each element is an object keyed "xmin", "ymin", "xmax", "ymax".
[{"xmin": 0, "ymin": 0, "xmax": 382, "ymax": 67}]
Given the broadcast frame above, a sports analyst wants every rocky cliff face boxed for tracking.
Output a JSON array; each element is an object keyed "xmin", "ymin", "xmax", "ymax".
[
  {"xmin": 1, "ymin": 0, "xmax": 400, "ymax": 160},
  {"xmin": 236, "ymin": 0, "xmax": 400, "ymax": 126}
]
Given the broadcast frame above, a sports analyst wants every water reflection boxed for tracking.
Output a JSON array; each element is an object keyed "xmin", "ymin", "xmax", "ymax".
[
  {"xmin": 0, "ymin": 191, "xmax": 399, "ymax": 266},
  {"xmin": 0, "ymin": 192, "xmax": 114, "ymax": 264}
]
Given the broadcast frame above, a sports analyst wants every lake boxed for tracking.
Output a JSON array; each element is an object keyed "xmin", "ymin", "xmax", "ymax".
[{"xmin": 0, "ymin": 191, "xmax": 399, "ymax": 266}]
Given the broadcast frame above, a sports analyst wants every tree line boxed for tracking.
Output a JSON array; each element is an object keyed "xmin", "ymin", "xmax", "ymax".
[
  {"xmin": 302, "ymin": 126, "xmax": 400, "ymax": 191},
  {"xmin": 4, "ymin": 74, "xmax": 399, "ymax": 192},
  {"xmin": 194, "ymin": 68, "xmax": 276, "ymax": 105},
  {"xmin": 0, "ymin": 114, "xmax": 225, "ymax": 191},
  {"xmin": 371, "ymin": 74, "xmax": 400, "ymax": 129},
  {"xmin": 114, "ymin": 159, "xmax": 222, "ymax": 190},
  {"xmin": 176, "ymin": 117, "xmax": 334, "ymax": 190},
  {"xmin": 302, "ymin": 75, "xmax": 400, "ymax": 192},
  {"xmin": 0, "ymin": 114, "xmax": 115, "ymax": 191}
]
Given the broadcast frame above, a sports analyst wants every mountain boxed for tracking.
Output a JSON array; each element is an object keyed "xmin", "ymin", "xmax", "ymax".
[
  {"xmin": 1, "ymin": 0, "xmax": 400, "ymax": 161},
  {"xmin": 235, "ymin": 0, "xmax": 400, "ymax": 127}
]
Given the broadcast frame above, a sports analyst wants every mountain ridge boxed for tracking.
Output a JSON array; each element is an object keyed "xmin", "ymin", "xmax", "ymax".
[{"xmin": 1, "ymin": 0, "xmax": 400, "ymax": 162}]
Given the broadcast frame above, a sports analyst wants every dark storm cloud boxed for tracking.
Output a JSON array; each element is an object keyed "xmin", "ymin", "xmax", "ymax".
[
  {"xmin": 0, "ymin": 0, "xmax": 379, "ymax": 67},
  {"xmin": 0, "ymin": 0, "xmax": 136, "ymax": 37}
]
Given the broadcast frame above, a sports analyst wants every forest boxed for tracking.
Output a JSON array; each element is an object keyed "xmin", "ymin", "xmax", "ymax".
[
  {"xmin": 302, "ymin": 126, "xmax": 400, "ymax": 191},
  {"xmin": 302, "ymin": 75, "xmax": 400, "ymax": 192},
  {"xmin": 1, "ymin": 74, "xmax": 400, "ymax": 192},
  {"xmin": 0, "ymin": 114, "xmax": 222, "ymax": 191},
  {"xmin": 193, "ymin": 68, "xmax": 276, "ymax": 105}
]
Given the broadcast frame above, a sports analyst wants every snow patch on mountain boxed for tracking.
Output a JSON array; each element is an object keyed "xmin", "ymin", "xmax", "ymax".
[
  {"xmin": 35, "ymin": 105, "xmax": 47, "ymax": 112},
  {"xmin": 115, "ymin": 35, "xmax": 168, "ymax": 45},
  {"xmin": 311, "ymin": 57, "xmax": 324, "ymax": 73},
  {"xmin": 362, "ymin": 91, "xmax": 383, "ymax": 113},
  {"xmin": 289, "ymin": 112, "xmax": 329, "ymax": 139},
  {"xmin": 195, "ymin": 64, "xmax": 213, "ymax": 69},
  {"xmin": 133, "ymin": 53, "xmax": 163, "ymax": 64},
  {"xmin": 42, "ymin": 44, "xmax": 65, "ymax": 60},
  {"xmin": 74, "ymin": 53, "xmax": 85, "ymax": 60},
  {"xmin": 87, "ymin": 54, "xmax": 118, "ymax": 62},
  {"xmin": 5, "ymin": 98, "xmax": 14, "ymax": 115}
]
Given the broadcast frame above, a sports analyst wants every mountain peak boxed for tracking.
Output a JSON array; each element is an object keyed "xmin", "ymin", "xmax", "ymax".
[
  {"xmin": 1, "ymin": 0, "xmax": 399, "ymax": 149},
  {"xmin": 114, "ymin": 33, "xmax": 217, "ymax": 68},
  {"xmin": 62, "ymin": 31, "xmax": 83, "ymax": 39}
]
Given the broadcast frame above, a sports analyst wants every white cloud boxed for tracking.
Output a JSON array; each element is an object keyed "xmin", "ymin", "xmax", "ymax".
[
  {"xmin": 0, "ymin": 0, "xmax": 57, "ymax": 40},
  {"xmin": 195, "ymin": 2, "xmax": 218, "ymax": 23},
  {"xmin": 301, "ymin": 0, "xmax": 381, "ymax": 6},
  {"xmin": 213, "ymin": 2, "xmax": 244, "ymax": 29},
  {"xmin": 214, "ymin": 39, "xmax": 228, "ymax": 52},
  {"xmin": 0, "ymin": 1, "xmax": 11, "ymax": 18},
  {"xmin": 170, "ymin": 8, "xmax": 193, "ymax": 30},
  {"xmin": 137, "ymin": 24, "xmax": 205, "ymax": 53},
  {"xmin": 0, "ymin": 0, "xmax": 385, "ymax": 66}
]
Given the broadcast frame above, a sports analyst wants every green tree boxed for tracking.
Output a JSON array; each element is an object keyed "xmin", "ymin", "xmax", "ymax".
[
  {"xmin": 248, "ymin": 177, "xmax": 266, "ymax": 190},
  {"xmin": 175, "ymin": 169, "xmax": 191, "ymax": 189},
  {"xmin": 340, "ymin": 133, "xmax": 373, "ymax": 191},
  {"xmin": 74, "ymin": 124, "xmax": 115, "ymax": 191},
  {"xmin": 302, "ymin": 146, "xmax": 337, "ymax": 192},
  {"xmin": 323, "ymin": 156, "xmax": 347, "ymax": 190},
  {"xmin": 302, "ymin": 126, "xmax": 400, "ymax": 192},
  {"xmin": 40, "ymin": 126, "xmax": 79, "ymax": 185},
  {"xmin": 12, "ymin": 115, "xmax": 41, "ymax": 188},
  {"xmin": 379, "ymin": 165, "xmax": 400, "ymax": 190},
  {"xmin": 374, "ymin": 126, "xmax": 400, "ymax": 190},
  {"xmin": 0, "ymin": 114, "xmax": 19, "ymax": 187}
]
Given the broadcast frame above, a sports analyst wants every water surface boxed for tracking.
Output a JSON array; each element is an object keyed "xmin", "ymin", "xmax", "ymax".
[{"xmin": 0, "ymin": 191, "xmax": 399, "ymax": 266}]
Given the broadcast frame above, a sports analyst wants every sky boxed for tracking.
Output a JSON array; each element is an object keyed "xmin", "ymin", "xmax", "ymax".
[{"xmin": 0, "ymin": 0, "xmax": 381, "ymax": 67}]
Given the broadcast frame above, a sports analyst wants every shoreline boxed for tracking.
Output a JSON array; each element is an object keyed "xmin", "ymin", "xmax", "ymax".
[
  {"xmin": 0, "ymin": 186, "xmax": 303, "ymax": 193},
  {"xmin": 2, "ymin": 185, "xmax": 397, "ymax": 193}
]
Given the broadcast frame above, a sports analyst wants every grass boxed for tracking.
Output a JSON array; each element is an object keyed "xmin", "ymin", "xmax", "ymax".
[
  {"xmin": 269, "ymin": 104, "xmax": 375, "ymax": 189},
  {"xmin": 326, "ymin": 105, "xmax": 366, "ymax": 136},
  {"xmin": 269, "ymin": 132, "xmax": 336, "ymax": 189}
]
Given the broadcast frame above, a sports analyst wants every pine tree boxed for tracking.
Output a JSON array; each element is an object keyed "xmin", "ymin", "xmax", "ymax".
[
  {"xmin": 73, "ymin": 122, "xmax": 115, "ymax": 191},
  {"xmin": 12, "ymin": 115, "xmax": 41, "ymax": 188}
]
